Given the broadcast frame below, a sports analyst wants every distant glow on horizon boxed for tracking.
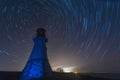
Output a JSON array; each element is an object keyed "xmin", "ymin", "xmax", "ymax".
[
  {"xmin": 63, "ymin": 66, "xmax": 75, "ymax": 73},
  {"xmin": 73, "ymin": 72, "xmax": 79, "ymax": 74},
  {"xmin": 53, "ymin": 66, "xmax": 76, "ymax": 73},
  {"xmin": 64, "ymin": 70, "xmax": 71, "ymax": 73}
]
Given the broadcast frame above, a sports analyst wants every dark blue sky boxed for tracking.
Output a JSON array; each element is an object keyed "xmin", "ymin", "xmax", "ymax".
[{"xmin": 0, "ymin": 0, "xmax": 120, "ymax": 73}]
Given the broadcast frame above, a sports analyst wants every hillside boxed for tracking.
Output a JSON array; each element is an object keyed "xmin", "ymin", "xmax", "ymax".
[{"xmin": 0, "ymin": 71, "xmax": 117, "ymax": 80}]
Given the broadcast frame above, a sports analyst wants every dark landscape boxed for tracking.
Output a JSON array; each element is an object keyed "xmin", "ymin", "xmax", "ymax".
[{"xmin": 0, "ymin": 71, "xmax": 119, "ymax": 80}]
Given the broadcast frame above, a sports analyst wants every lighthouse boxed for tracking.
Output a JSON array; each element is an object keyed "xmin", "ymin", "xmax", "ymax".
[{"xmin": 20, "ymin": 28, "xmax": 52, "ymax": 80}]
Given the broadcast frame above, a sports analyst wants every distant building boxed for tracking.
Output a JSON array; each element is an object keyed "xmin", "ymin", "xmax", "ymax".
[
  {"xmin": 20, "ymin": 28, "xmax": 52, "ymax": 80},
  {"xmin": 56, "ymin": 67, "xmax": 64, "ymax": 72}
]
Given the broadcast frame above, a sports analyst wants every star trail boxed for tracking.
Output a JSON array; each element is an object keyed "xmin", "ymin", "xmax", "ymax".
[{"xmin": 0, "ymin": 0, "xmax": 120, "ymax": 73}]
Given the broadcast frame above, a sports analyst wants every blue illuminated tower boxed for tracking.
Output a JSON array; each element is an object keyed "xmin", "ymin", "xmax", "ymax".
[{"xmin": 20, "ymin": 28, "xmax": 52, "ymax": 80}]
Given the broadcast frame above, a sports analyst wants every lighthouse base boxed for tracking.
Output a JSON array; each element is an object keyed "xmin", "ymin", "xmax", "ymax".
[{"xmin": 20, "ymin": 59, "xmax": 45, "ymax": 80}]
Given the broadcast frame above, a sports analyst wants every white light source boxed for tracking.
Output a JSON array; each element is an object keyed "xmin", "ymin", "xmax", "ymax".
[
  {"xmin": 53, "ymin": 66, "xmax": 76, "ymax": 73},
  {"xmin": 64, "ymin": 69, "xmax": 71, "ymax": 73},
  {"xmin": 63, "ymin": 67, "xmax": 74, "ymax": 73}
]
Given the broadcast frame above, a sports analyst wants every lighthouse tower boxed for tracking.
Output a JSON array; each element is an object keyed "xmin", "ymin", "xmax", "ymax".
[{"xmin": 20, "ymin": 28, "xmax": 52, "ymax": 80}]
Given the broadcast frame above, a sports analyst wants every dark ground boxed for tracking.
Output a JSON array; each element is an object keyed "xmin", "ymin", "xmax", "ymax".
[{"xmin": 0, "ymin": 71, "xmax": 119, "ymax": 80}]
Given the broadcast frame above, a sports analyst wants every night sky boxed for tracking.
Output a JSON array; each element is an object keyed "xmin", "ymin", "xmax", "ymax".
[{"xmin": 0, "ymin": 0, "xmax": 120, "ymax": 73}]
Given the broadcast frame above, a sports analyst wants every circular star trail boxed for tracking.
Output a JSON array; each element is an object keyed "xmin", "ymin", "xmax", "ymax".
[{"xmin": 0, "ymin": 0, "xmax": 120, "ymax": 72}]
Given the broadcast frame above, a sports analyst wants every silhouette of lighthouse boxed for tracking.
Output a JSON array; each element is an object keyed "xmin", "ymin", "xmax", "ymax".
[{"xmin": 20, "ymin": 28, "xmax": 52, "ymax": 80}]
